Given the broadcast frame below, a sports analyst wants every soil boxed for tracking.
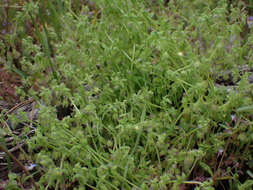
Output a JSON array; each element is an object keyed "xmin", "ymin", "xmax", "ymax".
[{"xmin": 0, "ymin": 65, "xmax": 22, "ymax": 104}]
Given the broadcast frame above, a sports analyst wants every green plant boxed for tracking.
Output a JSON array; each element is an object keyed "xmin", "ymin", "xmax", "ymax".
[{"xmin": 1, "ymin": 0, "xmax": 253, "ymax": 189}]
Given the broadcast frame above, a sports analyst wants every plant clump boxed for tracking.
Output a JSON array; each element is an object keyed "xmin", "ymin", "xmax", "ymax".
[{"xmin": 0, "ymin": 0, "xmax": 253, "ymax": 189}]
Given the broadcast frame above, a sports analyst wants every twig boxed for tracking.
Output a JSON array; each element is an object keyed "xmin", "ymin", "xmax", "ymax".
[
  {"xmin": 4, "ymin": 99, "xmax": 35, "ymax": 117},
  {"xmin": 0, "ymin": 5, "xmax": 23, "ymax": 8},
  {"xmin": 0, "ymin": 144, "xmax": 39, "ymax": 190}
]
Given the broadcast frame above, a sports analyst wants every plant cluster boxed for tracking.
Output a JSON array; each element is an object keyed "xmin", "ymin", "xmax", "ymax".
[{"xmin": 1, "ymin": 0, "xmax": 253, "ymax": 189}]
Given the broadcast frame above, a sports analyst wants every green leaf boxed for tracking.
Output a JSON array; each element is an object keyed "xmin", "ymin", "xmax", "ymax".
[
  {"xmin": 237, "ymin": 105, "xmax": 253, "ymax": 113},
  {"xmin": 199, "ymin": 161, "xmax": 213, "ymax": 177}
]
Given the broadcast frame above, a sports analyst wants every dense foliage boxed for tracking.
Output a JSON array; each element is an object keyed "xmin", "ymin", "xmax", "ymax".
[{"xmin": 1, "ymin": 0, "xmax": 253, "ymax": 189}]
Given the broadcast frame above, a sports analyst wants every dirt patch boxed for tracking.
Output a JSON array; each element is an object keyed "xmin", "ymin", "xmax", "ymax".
[{"xmin": 0, "ymin": 66, "xmax": 22, "ymax": 103}]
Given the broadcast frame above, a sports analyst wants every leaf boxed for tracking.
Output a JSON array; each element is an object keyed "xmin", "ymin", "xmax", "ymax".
[
  {"xmin": 247, "ymin": 170, "xmax": 253, "ymax": 179},
  {"xmin": 46, "ymin": 0, "xmax": 62, "ymax": 41},
  {"xmin": 199, "ymin": 161, "xmax": 213, "ymax": 177},
  {"xmin": 236, "ymin": 105, "xmax": 253, "ymax": 113}
]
